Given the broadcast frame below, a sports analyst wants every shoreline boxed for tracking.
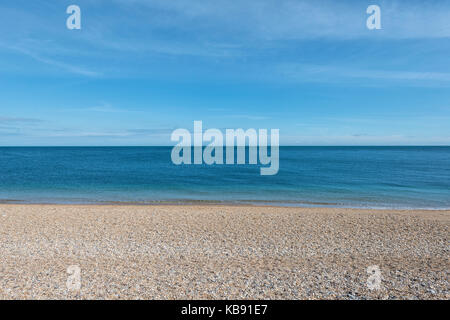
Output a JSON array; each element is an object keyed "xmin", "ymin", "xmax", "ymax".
[{"xmin": 1, "ymin": 199, "xmax": 449, "ymax": 211}]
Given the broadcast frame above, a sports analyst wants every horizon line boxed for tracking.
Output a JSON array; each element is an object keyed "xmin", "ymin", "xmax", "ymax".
[{"xmin": 0, "ymin": 145, "xmax": 449, "ymax": 148}]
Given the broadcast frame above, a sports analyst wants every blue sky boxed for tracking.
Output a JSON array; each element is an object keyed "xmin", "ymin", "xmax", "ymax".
[{"xmin": 0, "ymin": 0, "xmax": 449, "ymax": 146}]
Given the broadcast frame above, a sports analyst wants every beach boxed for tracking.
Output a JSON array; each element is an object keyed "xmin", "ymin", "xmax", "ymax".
[{"xmin": 0, "ymin": 204, "xmax": 448, "ymax": 300}]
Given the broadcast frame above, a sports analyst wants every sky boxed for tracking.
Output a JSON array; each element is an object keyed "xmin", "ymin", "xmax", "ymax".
[{"xmin": 0, "ymin": 0, "xmax": 449, "ymax": 146}]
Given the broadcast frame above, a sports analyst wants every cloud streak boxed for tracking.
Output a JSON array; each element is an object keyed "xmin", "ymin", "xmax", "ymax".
[
  {"xmin": 0, "ymin": 116, "xmax": 43, "ymax": 124},
  {"xmin": 277, "ymin": 63, "xmax": 450, "ymax": 85},
  {"xmin": 0, "ymin": 43, "xmax": 101, "ymax": 77},
  {"xmin": 113, "ymin": 0, "xmax": 450, "ymax": 40}
]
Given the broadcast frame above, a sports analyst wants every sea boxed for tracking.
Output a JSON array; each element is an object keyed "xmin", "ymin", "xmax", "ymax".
[{"xmin": 0, "ymin": 146, "xmax": 448, "ymax": 209}]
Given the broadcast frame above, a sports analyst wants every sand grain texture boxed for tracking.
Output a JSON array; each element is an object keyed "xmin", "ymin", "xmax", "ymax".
[{"xmin": 0, "ymin": 205, "xmax": 448, "ymax": 299}]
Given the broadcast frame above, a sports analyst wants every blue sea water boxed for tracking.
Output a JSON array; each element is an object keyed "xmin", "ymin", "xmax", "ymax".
[{"xmin": 0, "ymin": 147, "xmax": 448, "ymax": 209}]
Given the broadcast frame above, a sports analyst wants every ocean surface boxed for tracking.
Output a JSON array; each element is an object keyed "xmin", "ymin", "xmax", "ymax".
[{"xmin": 0, "ymin": 147, "xmax": 449, "ymax": 209}]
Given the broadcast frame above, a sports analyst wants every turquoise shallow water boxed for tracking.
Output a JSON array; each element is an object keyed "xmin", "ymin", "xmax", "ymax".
[{"xmin": 0, "ymin": 146, "xmax": 448, "ymax": 209}]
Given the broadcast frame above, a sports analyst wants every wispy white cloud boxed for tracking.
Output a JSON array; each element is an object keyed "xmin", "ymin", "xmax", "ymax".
[
  {"xmin": 112, "ymin": 0, "xmax": 450, "ymax": 40},
  {"xmin": 277, "ymin": 63, "xmax": 450, "ymax": 84},
  {"xmin": 84, "ymin": 102, "xmax": 126, "ymax": 113},
  {"xmin": 1, "ymin": 0, "xmax": 449, "ymax": 80},
  {"xmin": 0, "ymin": 42, "xmax": 100, "ymax": 77},
  {"xmin": 281, "ymin": 134, "xmax": 450, "ymax": 146},
  {"xmin": 38, "ymin": 128, "xmax": 174, "ymax": 139},
  {"xmin": 60, "ymin": 102, "xmax": 144, "ymax": 113},
  {"xmin": 0, "ymin": 116, "xmax": 43, "ymax": 123},
  {"xmin": 227, "ymin": 114, "xmax": 271, "ymax": 120}
]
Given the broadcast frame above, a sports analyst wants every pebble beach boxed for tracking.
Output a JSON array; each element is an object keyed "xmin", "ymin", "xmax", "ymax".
[{"xmin": 0, "ymin": 204, "xmax": 448, "ymax": 300}]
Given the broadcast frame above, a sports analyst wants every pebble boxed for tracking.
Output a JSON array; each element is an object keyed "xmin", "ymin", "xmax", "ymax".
[{"xmin": 0, "ymin": 204, "xmax": 448, "ymax": 300}]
